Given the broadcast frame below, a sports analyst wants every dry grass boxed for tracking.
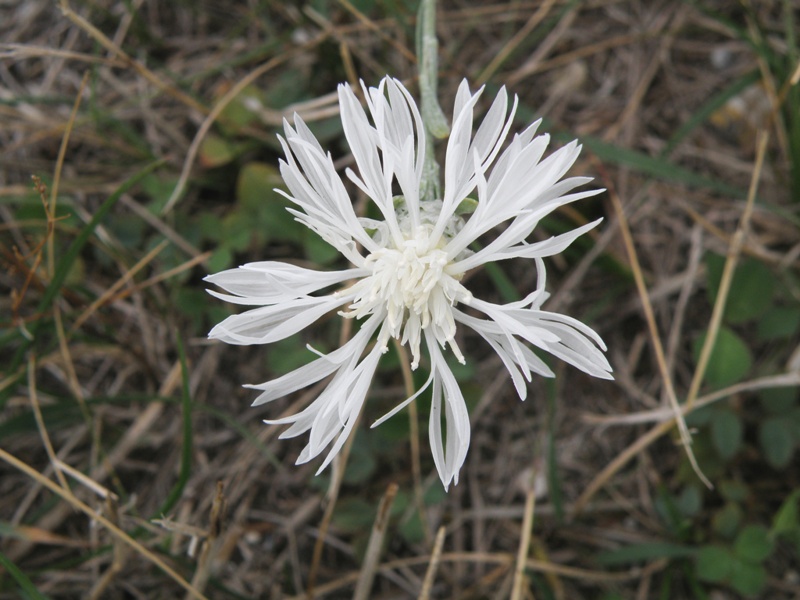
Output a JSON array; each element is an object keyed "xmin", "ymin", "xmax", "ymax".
[{"xmin": 2, "ymin": 0, "xmax": 799, "ymax": 598}]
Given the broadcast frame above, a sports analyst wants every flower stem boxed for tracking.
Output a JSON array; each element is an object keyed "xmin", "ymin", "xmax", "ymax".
[
  {"xmin": 416, "ymin": 0, "xmax": 448, "ymax": 202},
  {"xmin": 393, "ymin": 338, "xmax": 433, "ymax": 547}
]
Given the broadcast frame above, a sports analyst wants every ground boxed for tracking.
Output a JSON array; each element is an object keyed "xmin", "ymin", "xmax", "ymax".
[{"xmin": 2, "ymin": 1, "xmax": 800, "ymax": 598}]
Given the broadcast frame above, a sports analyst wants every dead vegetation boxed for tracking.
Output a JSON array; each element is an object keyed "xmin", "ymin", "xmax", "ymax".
[{"xmin": 2, "ymin": 0, "xmax": 800, "ymax": 598}]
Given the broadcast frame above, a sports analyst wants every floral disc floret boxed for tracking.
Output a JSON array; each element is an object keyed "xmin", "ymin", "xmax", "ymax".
[{"xmin": 340, "ymin": 207, "xmax": 472, "ymax": 369}]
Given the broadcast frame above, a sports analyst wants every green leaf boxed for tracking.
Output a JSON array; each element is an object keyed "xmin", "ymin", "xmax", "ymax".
[
  {"xmin": 343, "ymin": 430, "xmax": 377, "ymax": 485},
  {"xmin": 790, "ymin": 407, "xmax": 800, "ymax": 439},
  {"xmin": 423, "ymin": 482, "xmax": 448, "ymax": 506},
  {"xmin": 729, "ymin": 560, "xmax": 767, "ymax": 597},
  {"xmin": 199, "ymin": 134, "xmax": 237, "ymax": 168},
  {"xmin": 141, "ymin": 173, "xmax": 180, "ymax": 213},
  {"xmin": 712, "ymin": 502, "xmax": 743, "ymax": 539},
  {"xmin": 757, "ymin": 306, "xmax": 800, "ymax": 341},
  {"xmin": 718, "ymin": 480, "xmax": 749, "ymax": 503},
  {"xmin": 218, "ymin": 84, "xmax": 263, "ymax": 128},
  {"xmin": 482, "ymin": 261, "xmax": 521, "ymax": 302},
  {"xmin": 236, "ymin": 162, "xmax": 281, "ymax": 211},
  {"xmin": 693, "ymin": 327, "xmax": 753, "ymax": 389},
  {"xmin": 695, "ymin": 545, "xmax": 734, "ymax": 583},
  {"xmin": 710, "ymin": 408, "xmax": 743, "ymax": 460},
  {"xmin": 331, "ymin": 498, "xmax": 376, "ymax": 534},
  {"xmin": 677, "ymin": 484, "xmax": 703, "ymax": 517},
  {"xmin": 208, "ymin": 247, "xmax": 233, "ymax": 272},
  {"xmin": 685, "ymin": 405, "xmax": 714, "ymax": 427},
  {"xmin": 221, "ymin": 212, "xmax": 253, "ymax": 251},
  {"xmin": 236, "ymin": 162, "xmax": 302, "ymax": 242},
  {"xmin": 398, "ymin": 511, "xmax": 425, "ymax": 545},
  {"xmin": 759, "ymin": 417, "xmax": 795, "ymax": 469},
  {"xmin": 303, "ymin": 229, "xmax": 341, "ymax": 265},
  {"xmin": 266, "ymin": 338, "xmax": 316, "ymax": 376},
  {"xmin": 705, "ymin": 254, "xmax": 776, "ymax": 324},
  {"xmin": 758, "ymin": 386, "xmax": 799, "ymax": 415},
  {"xmin": 771, "ymin": 490, "xmax": 800, "ymax": 536},
  {"xmin": 455, "ymin": 197, "xmax": 478, "ymax": 215},
  {"xmin": 734, "ymin": 525, "xmax": 774, "ymax": 563}
]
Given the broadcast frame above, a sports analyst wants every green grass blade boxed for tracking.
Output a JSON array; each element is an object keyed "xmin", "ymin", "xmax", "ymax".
[
  {"xmin": 482, "ymin": 261, "xmax": 521, "ymax": 303},
  {"xmin": 576, "ymin": 135, "xmax": 744, "ymax": 198},
  {"xmin": 545, "ymin": 375, "xmax": 565, "ymax": 523},
  {"xmin": 0, "ymin": 551, "xmax": 52, "ymax": 600},
  {"xmin": 198, "ymin": 405, "xmax": 282, "ymax": 469},
  {"xmin": 36, "ymin": 159, "xmax": 167, "ymax": 323},
  {"xmin": 3, "ymin": 159, "xmax": 167, "ymax": 407},
  {"xmin": 596, "ymin": 542, "xmax": 695, "ymax": 566},
  {"xmin": 516, "ymin": 99, "xmax": 746, "ymax": 198},
  {"xmin": 155, "ymin": 334, "xmax": 194, "ymax": 517},
  {"xmin": 662, "ymin": 71, "xmax": 760, "ymax": 156}
]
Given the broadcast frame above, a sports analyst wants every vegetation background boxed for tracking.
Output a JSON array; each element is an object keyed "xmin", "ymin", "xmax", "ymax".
[{"xmin": 2, "ymin": 0, "xmax": 800, "ymax": 598}]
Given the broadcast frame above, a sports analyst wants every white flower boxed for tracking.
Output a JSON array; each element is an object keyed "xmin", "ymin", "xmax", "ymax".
[{"xmin": 206, "ymin": 77, "xmax": 612, "ymax": 489}]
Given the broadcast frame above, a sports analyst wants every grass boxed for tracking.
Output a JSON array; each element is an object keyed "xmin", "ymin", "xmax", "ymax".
[{"xmin": 2, "ymin": 0, "xmax": 800, "ymax": 598}]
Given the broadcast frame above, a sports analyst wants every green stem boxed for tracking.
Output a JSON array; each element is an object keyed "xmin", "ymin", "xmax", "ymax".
[{"xmin": 416, "ymin": 0, "xmax": 448, "ymax": 202}]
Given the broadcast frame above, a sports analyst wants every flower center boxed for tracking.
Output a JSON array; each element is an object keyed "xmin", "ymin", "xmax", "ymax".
[{"xmin": 342, "ymin": 226, "xmax": 471, "ymax": 369}]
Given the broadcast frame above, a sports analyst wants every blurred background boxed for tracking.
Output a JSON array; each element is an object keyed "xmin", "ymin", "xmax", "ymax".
[{"xmin": 2, "ymin": 1, "xmax": 799, "ymax": 598}]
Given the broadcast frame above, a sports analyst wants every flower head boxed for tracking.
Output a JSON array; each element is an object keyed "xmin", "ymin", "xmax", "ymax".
[{"xmin": 206, "ymin": 77, "xmax": 612, "ymax": 488}]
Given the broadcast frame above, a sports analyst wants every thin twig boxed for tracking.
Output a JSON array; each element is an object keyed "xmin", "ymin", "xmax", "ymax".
[
  {"xmin": 576, "ymin": 133, "xmax": 770, "ymax": 513},
  {"xmin": 27, "ymin": 355, "xmax": 70, "ymax": 491},
  {"xmin": 685, "ymin": 132, "xmax": 768, "ymax": 411},
  {"xmin": 161, "ymin": 52, "xmax": 298, "ymax": 215},
  {"xmin": 88, "ymin": 497, "xmax": 128, "ymax": 600},
  {"xmin": 393, "ymin": 338, "xmax": 433, "ymax": 546},
  {"xmin": 46, "ymin": 74, "xmax": 94, "ymax": 431},
  {"xmin": 58, "ymin": 1, "xmax": 206, "ymax": 114},
  {"xmin": 70, "ymin": 239, "xmax": 169, "ymax": 333},
  {"xmin": 306, "ymin": 318, "xmax": 356, "ymax": 598},
  {"xmin": 47, "ymin": 71, "xmax": 88, "ymax": 277},
  {"xmin": 419, "ymin": 526, "xmax": 446, "ymax": 600},
  {"xmin": 604, "ymin": 159, "xmax": 709, "ymax": 488},
  {"xmin": 0, "ymin": 447, "xmax": 209, "ymax": 600},
  {"xmin": 188, "ymin": 481, "xmax": 227, "ymax": 599},
  {"xmin": 475, "ymin": 0, "xmax": 557, "ymax": 86},
  {"xmin": 353, "ymin": 483, "xmax": 399, "ymax": 600},
  {"xmin": 108, "ymin": 251, "xmax": 212, "ymax": 302},
  {"xmin": 289, "ymin": 549, "xmax": 662, "ymax": 599},
  {"xmin": 337, "ymin": 0, "xmax": 416, "ymax": 62},
  {"xmin": 582, "ymin": 372, "xmax": 800, "ymax": 426},
  {"xmin": 511, "ymin": 487, "xmax": 537, "ymax": 600}
]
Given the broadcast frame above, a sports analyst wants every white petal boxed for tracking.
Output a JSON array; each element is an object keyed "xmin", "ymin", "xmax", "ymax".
[
  {"xmin": 450, "ymin": 186, "xmax": 603, "ymax": 269},
  {"xmin": 315, "ymin": 337, "xmax": 385, "ymax": 473},
  {"xmin": 339, "ymin": 83, "xmax": 385, "ymax": 199},
  {"xmin": 426, "ymin": 333, "xmax": 471, "ymax": 489},
  {"xmin": 205, "ymin": 262, "xmax": 366, "ymax": 304},
  {"xmin": 258, "ymin": 317, "xmax": 384, "ymax": 469},
  {"xmin": 488, "ymin": 218, "xmax": 603, "ymax": 263},
  {"xmin": 459, "ymin": 298, "xmax": 612, "ymax": 382},
  {"xmin": 489, "ymin": 120, "xmax": 542, "ymax": 185},
  {"xmin": 277, "ymin": 124, "xmax": 376, "ymax": 253},
  {"xmin": 436, "ymin": 86, "xmax": 518, "ymax": 241},
  {"xmin": 246, "ymin": 317, "xmax": 378, "ymax": 405},
  {"xmin": 209, "ymin": 294, "xmax": 351, "ymax": 345},
  {"xmin": 370, "ymin": 370, "xmax": 434, "ymax": 428},
  {"xmin": 480, "ymin": 335, "xmax": 530, "ymax": 400},
  {"xmin": 338, "ymin": 82, "xmax": 402, "ymax": 242}
]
